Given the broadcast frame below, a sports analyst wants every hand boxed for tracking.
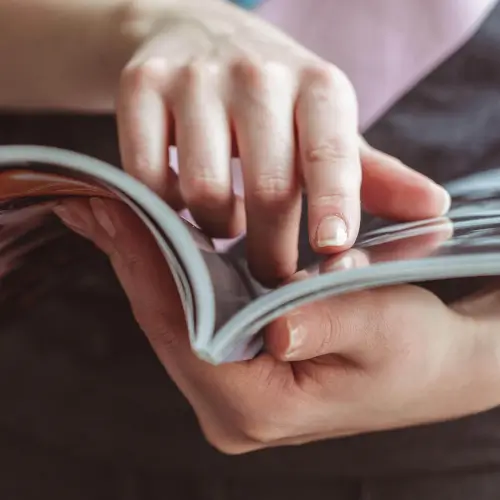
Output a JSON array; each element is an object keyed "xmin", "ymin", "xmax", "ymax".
[
  {"xmin": 116, "ymin": 0, "xmax": 450, "ymax": 285},
  {"xmin": 53, "ymin": 198, "xmax": 500, "ymax": 454}
]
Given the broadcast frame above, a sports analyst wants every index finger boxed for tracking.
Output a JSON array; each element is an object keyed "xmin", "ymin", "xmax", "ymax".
[{"xmin": 296, "ymin": 65, "xmax": 361, "ymax": 253}]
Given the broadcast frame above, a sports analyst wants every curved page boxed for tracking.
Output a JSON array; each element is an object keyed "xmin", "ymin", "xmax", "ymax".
[
  {"xmin": 0, "ymin": 146, "xmax": 223, "ymax": 353},
  {"xmin": 209, "ymin": 170, "xmax": 500, "ymax": 364}
]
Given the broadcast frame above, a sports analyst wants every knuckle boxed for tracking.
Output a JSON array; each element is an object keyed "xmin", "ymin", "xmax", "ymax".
[
  {"xmin": 303, "ymin": 63, "xmax": 352, "ymax": 92},
  {"xmin": 201, "ymin": 419, "xmax": 282, "ymax": 454},
  {"xmin": 231, "ymin": 59, "xmax": 293, "ymax": 107},
  {"xmin": 239, "ymin": 401, "xmax": 308, "ymax": 445},
  {"xmin": 230, "ymin": 58, "xmax": 273, "ymax": 93},
  {"xmin": 304, "ymin": 137, "xmax": 355, "ymax": 166},
  {"xmin": 183, "ymin": 174, "xmax": 230, "ymax": 208},
  {"xmin": 240, "ymin": 420, "xmax": 283, "ymax": 446},
  {"xmin": 316, "ymin": 307, "xmax": 343, "ymax": 356},
  {"xmin": 235, "ymin": 389, "xmax": 301, "ymax": 446},
  {"xmin": 231, "ymin": 57, "xmax": 261, "ymax": 80},
  {"xmin": 199, "ymin": 424, "xmax": 250, "ymax": 455},
  {"xmin": 197, "ymin": 407, "xmax": 284, "ymax": 454},
  {"xmin": 251, "ymin": 172, "xmax": 296, "ymax": 207},
  {"xmin": 236, "ymin": 406, "xmax": 293, "ymax": 445},
  {"xmin": 180, "ymin": 61, "xmax": 212, "ymax": 87},
  {"xmin": 121, "ymin": 59, "xmax": 166, "ymax": 92}
]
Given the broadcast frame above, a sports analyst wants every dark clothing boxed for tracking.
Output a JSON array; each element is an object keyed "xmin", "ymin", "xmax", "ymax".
[{"xmin": 3, "ymin": 3, "xmax": 500, "ymax": 499}]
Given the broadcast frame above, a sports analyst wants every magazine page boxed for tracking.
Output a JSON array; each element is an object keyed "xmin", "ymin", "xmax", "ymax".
[
  {"xmin": 4, "ymin": 146, "xmax": 500, "ymax": 366},
  {"xmin": 0, "ymin": 145, "xmax": 226, "ymax": 355},
  {"xmin": 207, "ymin": 171, "xmax": 500, "ymax": 364},
  {"xmin": 0, "ymin": 162, "xmax": 196, "ymax": 312}
]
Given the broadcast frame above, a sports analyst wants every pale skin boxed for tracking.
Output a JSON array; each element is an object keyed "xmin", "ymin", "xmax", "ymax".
[
  {"xmin": 54, "ymin": 199, "xmax": 500, "ymax": 454},
  {"xmin": 0, "ymin": 0, "xmax": 450, "ymax": 285},
  {"xmin": 3, "ymin": 0, "xmax": 478, "ymax": 450}
]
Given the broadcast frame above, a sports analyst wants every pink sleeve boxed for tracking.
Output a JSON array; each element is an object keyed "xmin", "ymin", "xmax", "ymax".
[{"xmin": 256, "ymin": 0, "xmax": 497, "ymax": 129}]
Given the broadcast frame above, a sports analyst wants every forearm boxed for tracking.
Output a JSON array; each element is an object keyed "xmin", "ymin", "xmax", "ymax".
[{"xmin": 0, "ymin": 0, "xmax": 150, "ymax": 111}]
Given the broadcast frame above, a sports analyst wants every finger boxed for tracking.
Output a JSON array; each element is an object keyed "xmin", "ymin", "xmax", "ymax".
[
  {"xmin": 232, "ymin": 61, "xmax": 301, "ymax": 286},
  {"xmin": 367, "ymin": 218, "xmax": 453, "ymax": 263},
  {"xmin": 174, "ymin": 63, "xmax": 245, "ymax": 238},
  {"xmin": 265, "ymin": 284, "xmax": 447, "ymax": 363},
  {"xmin": 52, "ymin": 198, "xmax": 190, "ymax": 348},
  {"xmin": 320, "ymin": 248, "xmax": 370, "ymax": 273},
  {"xmin": 52, "ymin": 198, "xmax": 283, "ymax": 454},
  {"xmin": 318, "ymin": 220, "xmax": 452, "ymax": 275},
  {"xmin": 160, "ymin": 168, "xmax": 185, "ymax": 212},
  {"xmin": 318, "ymin": 215, "xmax": 452, "ymax": 275},
  {"xmin": 296, "ymin": 65, "xmax": 361, "ymax": 253},
  {"xmin": 52, "ymin": 197, "xmax": 228, "ymax": 433},
  {"xmin": 360, "ymin": 138, "xmax": 451, "ymax": 220},
  {"xmin": 117, "ymin": 60, "xmax": 172, "ymax": 200}
]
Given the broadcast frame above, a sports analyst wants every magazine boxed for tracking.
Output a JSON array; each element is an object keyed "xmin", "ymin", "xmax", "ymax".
[{"xmin": 0, "ymin": 145, "xmax": 499, "ymax": 365}]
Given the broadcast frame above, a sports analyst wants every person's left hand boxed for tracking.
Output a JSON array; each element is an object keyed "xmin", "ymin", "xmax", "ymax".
[{"xmin": 54, "ymin": 198, "xmax": 500, "ymax": 454}]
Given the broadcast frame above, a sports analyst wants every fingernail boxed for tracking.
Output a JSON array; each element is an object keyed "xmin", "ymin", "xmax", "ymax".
[
  {"xmin": 316, "ymin": 216, "xmax": 348, "ymax": 248},
  {"xmin": 439, "ymin": 189, "xmax": 452, "ymax": 215},
  {"xmin": 90, "ymin": 198, "xmax": 116, "ymax": 238},
  {"xmin": 284, "ymin": 315, "xmax": 306, "ymax": 359},
  {"xmin": 53, "ymin": 204, "xmax": 92, "ymax": 237}
]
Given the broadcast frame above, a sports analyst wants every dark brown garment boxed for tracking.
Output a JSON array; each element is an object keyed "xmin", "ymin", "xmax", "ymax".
[{"xmin": 3, "ymin": 3, "xmax": 500, "ymax": 499}]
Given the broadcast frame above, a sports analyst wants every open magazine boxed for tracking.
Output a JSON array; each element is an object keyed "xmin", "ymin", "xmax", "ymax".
[{"xmin": 0, "ymin": 145, "xmax": 499, "ymax": 365}]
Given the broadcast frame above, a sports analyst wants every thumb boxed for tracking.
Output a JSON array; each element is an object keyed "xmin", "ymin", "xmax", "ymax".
[
  {"xmin": 52, "ymin": 198, "xmax": 191, "ymax": 358},
  {"xmin": 265, "ymin": 285, "xmax": 449, "ymax": 364},
  {"xmin": 360, "ymin": 138, "xmax": 451, "ymax": 221}
]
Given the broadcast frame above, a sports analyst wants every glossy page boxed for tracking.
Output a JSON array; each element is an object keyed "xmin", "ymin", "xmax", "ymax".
[
  {"xmin": 211, "ymin": 170, "xmax": 500, "ymax": 363},
  {"xmin": 0, "ymin": 149, "xmax": 254, "ymax": 359}
]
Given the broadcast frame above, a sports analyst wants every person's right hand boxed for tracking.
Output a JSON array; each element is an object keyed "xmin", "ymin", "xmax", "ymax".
[
  {"xmin": 53, "ymin": 198, "xmax": 500, "ymax": 455},
  {"xmin": 116, "ymin": 0, "xmax": 450, "ymax": 285}
]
